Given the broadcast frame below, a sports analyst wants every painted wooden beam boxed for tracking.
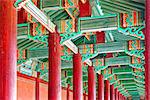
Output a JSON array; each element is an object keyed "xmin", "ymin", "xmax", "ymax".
[
  {"xmin": 112, "ymin": 67, "xmax": 133, "ymax": 74},
  {"xmin": 15, "ymin": 0, "xmax": 56, "ymax": 32},
  {"xmin": 117, "ymin": 74, "xmax": 134, "ymax": 80},
  {"xmin": 62, "ymin": 40, "xmax": 78, "ymax": 54},
  {"xmin": 102, "ymin": 0, "xmax": 143, "ymax": 12},
  {"xmin": 79, "ymin": 15, "xmax": 118, "ymax": 32},
  {"xmin": 27, "ymin": 41, "xmax": 127, "ymax": 59}
]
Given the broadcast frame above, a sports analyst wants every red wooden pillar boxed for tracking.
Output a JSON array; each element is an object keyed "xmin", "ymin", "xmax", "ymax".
[
  {"xmin": 115, "ymin": 88, "xmax": 118, "ymax": 100},
  {"xmin": 104, "ymin": 80, "xmax": 110, "ymax": 100},
  {"xmin": 96, "ymin": 31, "xmax": 105, "ymax": 43},
  {"xmin": 124, "ymin": 95, "xmax": 125, "ymax": 100},
  {"xmin": 121, "ymin": 95, "xmax": 123, "ymax": 100},
  {"xmin": 145, "ymin": 0, "xmax": 150, "ymax": 99},
  {"xmin": 110, "ymin": 85, "xmax": 115, "ymax": 100},
  {"xmin": 120, "ymin": 93, "xmax": 122, "ymax": 100},
  {"xmin": 118, "ymin": 92, "xmax": 121, "ymax": 100},
  {"xmin": 67, "ymin": 84, "xmax": 70, "ymax": 100},
  {"xmin": 77, "ymin": 0, "xmax": 91, "ymax": 100},
  {"xmin": 79, "ymin": 0, "xmax": 91, "ymax": 17},
  {"xmin": 0, "ymin": 1, "xmax": 17, "ymax": 100},
  {"xmin": 96, "ymin": 31, "xmax": 105, "ymax": 100},
  {"xmin": 73, "ymin": 53, "xmax": 82, "ymax": 100},
  {"xmin": 83, "ymin": 91, "xmax": 86, "ymax": 100},
  {"xmin": 122, "ymin": 95, "xmax": 124, "ymax": 100},
  {"xmin": 98, "ymin": 74, "xmax": 104, "ymax": 100},
  {"xmin": 48, "ymin": 30, "xmax": 61, "ymax": 100},
  {"xmin": 83, "ymin": 83, "xmax": 87, "ymax": 100},
  {"xmin": 18, "ymin": 8, "xmax": 27, "ymax": 24},
  {"xmin": 121, "ymin": 94, "xmax": 123, "ymax": 100},
  {"xmin": 120, "ymin": 94, "xmax": 122, "ymax": 100},
  {"xmin": 118, "ymin": 92, "xmax": 120, "ymax": 100},
  {"xmin": 88, "ymin": 66, "xmax": 96, "ymax": 100},
  {"xmin": 36, "ymin": 72, "xmax": 40, "ymax": 100}
]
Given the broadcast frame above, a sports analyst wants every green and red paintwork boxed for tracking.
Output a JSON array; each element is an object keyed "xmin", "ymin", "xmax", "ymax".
[{"xmin": 0, "ymin": 0, "xmax": 148, "ymax": 100}]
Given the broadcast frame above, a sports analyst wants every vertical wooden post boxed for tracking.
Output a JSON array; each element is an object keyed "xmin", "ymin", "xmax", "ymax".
[
  {"xmin": 98, "ymin": 74, "xmax": 104, "ymax": 100},
  {"xmin": 115, "ymin": 88, "xmax": 118, "ymax": 100},
  {"xmin": 145, "ymin": 0, "xmax": 150, "ymax": 99},
  {"xmin": 96, "ymin": 31, "xmax": 105, "ymax": 100},
  {"xmin": 0, "ymin": 1, "xmax": 17, "ymax": 100},
  {"xmin": 83, "ymin": 91, "xmax": 87, "ymax": 100},
  {"xmin": 79, "ymin": 0, "xmax": 91, "ymax": 17},
  {"xmin": 88, "ymin": 66, "xmax": 96, "ymax": 100},
  {"xmin": 110, "ymin": 85, "xmax": 115, "ymax": 100},
  {"xmin": 73, "ymin": 53, "xmax": 83, "ymax": 100},
  {"xmin": 36, "ymin": 72, "xmax": 40, "ymax": 100},
  {"xmin": 104, "ymin": 80, "xmax": 110, "ymax": 100},
  {"xmin": 48, "ymin": 30, "xmax": 61, "ymax": 100},
  {"xmin": 67, "ymin": 84, "xmax": 70, "ymax": 100},
  {"xmin": 118, "ymin": 92, "xmax": 120, "ymax": 100}
]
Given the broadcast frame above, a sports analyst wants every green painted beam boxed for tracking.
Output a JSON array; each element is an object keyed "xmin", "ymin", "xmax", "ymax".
[
  {"xmin": 19, "ymin": 41, "xmax": 38, "ymax": 50},
  {"xmin": 120, "ymin": 80, "xmax": 135, "ymax": 84},
  {"xmin": 27, "ymin": 48, "xmax": 48, "ymax": 59},
  {"xmin": 27, "ymin": 41, "xmax": 127, "ymax": 59},
  {"xmin": 128, "ymin": 90, "xmax": 139, "ymax": 94},
  {"xmin": 112, "ymin": 67, "xmax": 133, "ymax": 74},
  {"xmin": 79, "ymin": 15, "xmax": 118, "ymax": 32},
  {"xmin": 18, "ymin": 40, "xmax": 33, "ymax": 49},
  {"xmin": 42, "ymin": 0, "xmax": 62, "ymax": 8},
  {"xmin": 100, "ymin": 3, "xmax": 127, "ymax": 13},
  {"xmin": 125, "ymin": 87, "xmax": 138, "ymax": 90},
  {"xmin": 132, "ymin": 72, "xmax": 145, "ymax": 79},
  {"xmin": 116, "ymin": 77, "xmax": 144, "ymax": 84},
  {"xmin": 93, "ymin": 56, "xmax": 133, "ymax": 72},
  {"xmin": 17, "ymin": 23, "xmax": 29, "ymax": 36},
  {"xmin": 54, "ymin": 12, "xmax": 68, "ymax": 20},
  {"xmin": 122, "ymin": 83, "xmax": 145, "ymax": 89},
  {"xmin": 105, "ymin": 56, "xmax": 131, "ymax": 66},
  {"xmin": 123, "ymin": 84, "xmax": 139, "ymax": 87},
  {"xmin": 117, "ymin": 74, "xmax": 134, "ymax": 80},
  {"xmin": 17, "ymin": 39, "xmax": 29, "ymax": 45},
  {"xmin": 102, "ymin": 0, "xmax": 144, "ymax": 12},
  {"xmin": 17, "ymin": 23, "xmax": 29, "ymax": 28},
  {"xmin": 110, "ymin": 30, "xmax": 140, "ymax": 41},
  {"xmin": 50, "ymin": 9, "xmax": 65, "ymax": 19},
  {"xmin": 114, "ymin": 0, "xmax": 145, "ymax": 10},
  {"xmin": 95, "ymin": 41, "xmax": 127, "ymax": 53},
  {"xmin": 100, "ymin": 1, "xmax": 133, "ymax": 13},
  {"xmin": 134, "ymin": 78, "xmax": 145, "ymax": 84}
]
